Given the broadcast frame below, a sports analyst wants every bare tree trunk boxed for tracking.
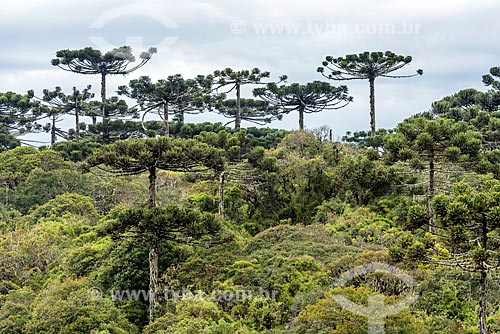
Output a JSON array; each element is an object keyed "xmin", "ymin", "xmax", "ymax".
[
  {"xmin": 428, "ymin": 154, "xmax": 435, "ymax": 233},
  {"xmin": 479, "ymin": 216, "xmax": 488, "ymax": 334},
  {"xmin": 75, "ymin": 102, "xmax": 80, "ymax": 140},
  {"xmin": 219, "ymin": 171, "xmax": 225, "ymax": 216},
  {"xmin": 163, "ymin": 102, "xmax": 169, "ymax": 137},
  {"xmin": 51, "ymin": 114, "xmax": 57, "ymax": 145},
  {"xmin": 149, "ymin": 244, "xmax": 159, "ymax": 324},
  {"xmin": 235, "ymin": 82, "xmax": 241, "ymax": 132},
  {"xmin": 147, "ymin": 166, "xmax": 159, "ymax": 324},
  {"xmin": 369, "ymin": 77, "xmax": 376, "ymax": 137},
  {"xmin": 479, "ymin": 269, "xmax": 488, "ymax": 334},
  {"xmin": 299, "ymin": 106, "xmax": 305, "ymax": 131},
  {"xmin": 101, "ymin": 72, "xmax": 109, "ymax": 143},
  {"xmin": 148, "ymin": 166, "xmax": 156, "ymax": 208}
]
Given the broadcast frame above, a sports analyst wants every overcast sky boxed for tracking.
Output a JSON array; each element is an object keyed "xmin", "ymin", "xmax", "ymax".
[{"xmin": 1, "ymin": 0, "xmax": 499, "ymax": 143}]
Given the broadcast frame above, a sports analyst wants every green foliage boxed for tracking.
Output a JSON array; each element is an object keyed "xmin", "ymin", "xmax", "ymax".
[
  {"xmin": 77, "ymin": 121, "xmax": 287, "ymax": 151},
  {"xmin": 25, "ymin": 278, "xmax": 138, "ymax": 334},
  {"xmin": 245, "ymin": 223, "xmax": 361, "ymax": 265},
  {"xmin": 0, "ymin": 146, "xmax": 67, "ymax": 188},
  {"xmin": 482, "ymin": 66, "xmax": 500, "ymax": 91},
  {"xmin": 332, "ymin": 153, "xmax": 395, "ymax": 206},
  {"xmin": 118, "ymin": 75, "xmax": 210, "ymax": 134},
  {"xmin": 41, "ymin": 85, "xmax": 95, "ymax": 142},
  {"xmin": 244, "ymin": 127, "xmax": 288, "ymax": 149},
  {"xmin": 415, "ymin": 268, "xmax": 476, "ymax": 324},
  {"xmin": 8, "ymin": 42, "xmax": 500, "ymax": 334},
  {"xmin": 28, "ymin": 193, "xmax": 99, "ymax": 224},
  {"xmin": 210, "ymin": 67, "xmax": 285, "ymax": 131},
  {"xmin": 194, "ymin": 129, "xmax": 245, "ymax": 161},
  {"xmin": 3, "ymin": 79, "xmax": 500, "ymax": 334},
  {"xmin": 216, "ymin": 98, "xmax": 282, "ymax": 126},
  {"xmin": 12, "ymin": 169, "xmax": 91, "ymax": 214},
  {"xmin": 171, "ymin": 235, "xmax": 245, "ymax": 291},
  {"xmin": 65, "ymin": 236, "xmax": 111, "ymax": 278},
  {"xmin": 0, "ymin": 287, "xmax": 35, "ymax": 334},
  {"xmin": 266, "ymin": 131, "xmax": 343, "ymax": 224},
  {"xmin": 385, "ymin": 117, "xmax": 482, "ymax": 163},
  {"xmin": 319, "ymin": 51, "xmax": 420, "ymax": 81},
  {"xmin": 143, "ymin": 297, "xmax": 224, "ymax": 334},
  {"xmin": 51, "ymin": 139, "xmax": 102, "ymax": 162},
  {"xmin": 0, "ymin": 134, "xmax": 20, "ymax": 153},
  {"xmin": 87, "ymin": 137, "xmax": 225, "ymax": 175},
  {"xmin": 0, "ymin": 91, "xmax": 42, "ymax": 136},
  {"xmin": 294, "ymin": 287, "xmax": 368, "ymax": 333},
  {"xmin": 0, "ymin": 194, "xmax": 99, "ymax": 287},
  {"xmin": 431, "ymin": 88, "xmax": 500, "ymax": 121},
  {"xmin": 110, "ymin": 205, "xmax": 221, "ymax": 245},
  {"xmin": 186, "ymin": 192, "xmax": 218, "ymax": 213},
  {"xmin": 232, "ymin": 297, "xmax": 283, "ymax": 330},
  {"xmin": 342, "ymin": 128, "xmax": 392, "ymax": 149},
  {"xmin": 433, "ymin": 180, "xmax": 500, "ymax": 267},
  {"xmin": 430, "ymin": 179, "xmax": 500, "ymax": 332},
  {"xmin": 52, "ymin": 46, "xmax": 157, "ymax": 76},
  {"xmin": 323, "ymin": 207, "xmax": 394, "ymax": 244},
  {"xmin": 254, "ymin": 81, "xmax": 351, "ymax": 130}
]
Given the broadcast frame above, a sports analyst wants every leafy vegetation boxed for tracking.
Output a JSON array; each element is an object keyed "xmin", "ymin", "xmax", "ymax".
[{"xmin": 2, "ymin": 46, "xmax": 500, "ymax": 334}]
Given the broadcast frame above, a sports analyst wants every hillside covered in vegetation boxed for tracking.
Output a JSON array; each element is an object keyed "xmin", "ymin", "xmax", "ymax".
[{"xmin": 3, "ymin": 47, "xmax": 500, "ymax": 334}]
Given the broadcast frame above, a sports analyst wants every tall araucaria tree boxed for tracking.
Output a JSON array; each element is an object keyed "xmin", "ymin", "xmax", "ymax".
[
  {"xmin": 431, "ymin": 180, "xmax": 500, "ymax": 334},
  {"xmin": 210, "ymin": 68, "xmax": 287, "ymax": 131},
  {"xmin": 385, "ymin": 117, "xmax": 482, "ymax": 232},
  {"xmin": 40, "ymin": 86, "xmax": 94, "ymax": 142},
  {"xmin": 254, "ymin": 81, "xmax": 352, "ymax": 131},
  {"xmin": 118, "ymin": 74, "xmax": 211, "ymax": 136},
  {"xmin": 51, "ymin": 46, "xmax": 157, "ymax": 142},
  {"xmin": 87, "ymin": 137, "xmax": 224, "ymax": 323},
  {"xmin": 112, "ymin": 205, "xmax": 221, "ymax": 325},
  {"xmin": 318, "ymin": 51, "xmax": 423, "ymax": 136}
]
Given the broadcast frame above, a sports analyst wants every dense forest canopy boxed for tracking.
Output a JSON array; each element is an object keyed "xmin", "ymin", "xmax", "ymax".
[{"xmin": 2, "ymin": 45, "xmax": 500, "ymax": 334}]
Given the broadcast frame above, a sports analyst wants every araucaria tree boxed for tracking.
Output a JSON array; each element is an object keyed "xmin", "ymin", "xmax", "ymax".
[
  {"xmin": 211, "ymin": 68, "xmax": 287, "ymax": 131},
  {"xmin": 318, "ymin": 51, "xmax": 423, "ymax": 136},
  {"xmin": 432, "ymin": 180, "xmax": 500, "ymax": 334},
  {"xmin": 86, "ymin": 97, "xmax": 134, "ymax": 142},
  {"xmin": 40, "ymin": 103, "xmax": 64, "ymax": 145},
  {"xmin": 431, "ymin": 88, "xmax": 500, "ymax": 120},
  {"xmin": 40, "ymin": 86, "xmax": 94, "ymax": 142},
  {"xmin": 118, "ymin": 74, "xmax": 210, "ymax": 136},
  {"xmin": 113, "ymin": 205, "xmax": 221, "ymax": 325},
  {"xmin": 51, "ymin": 46, "xmax": 157, "ymax": 142},
  {"xmin": 254, "ymin": 81, "xmax": 352, "ymax": 131},
  {"xmin": 385, "ymin": 117, "xmax": 482, "ymax": 231},
  {"xmin": 0, "ymin": 91, "xmax": 42, "ymax": 149},
  {"xmin": 215, "ymin": 98, "xmax": 282, "ymax": 127},
  {"xmin": 87, "ymin": 137, "xmax": 224, "ymax": 323}
]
